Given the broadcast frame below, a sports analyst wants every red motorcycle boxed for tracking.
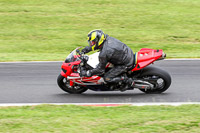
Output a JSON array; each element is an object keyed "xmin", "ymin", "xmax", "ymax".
[{"xmin": 57, "ymin": 47, "xmax": 171, "ymax": 94}]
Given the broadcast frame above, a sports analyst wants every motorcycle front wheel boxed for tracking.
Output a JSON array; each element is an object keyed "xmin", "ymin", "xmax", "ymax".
[
  {"xmin": 57, "ymin": 74, "xmax": 88, "ymax": 94},
  {"xmin": 138, "ymin": 66, "xmax": 172, "ymax": 94}
]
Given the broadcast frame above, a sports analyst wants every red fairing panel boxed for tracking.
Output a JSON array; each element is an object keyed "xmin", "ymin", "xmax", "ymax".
[
  {"xmin": 132, "ymin": 48, "xmax": 163, "ymax": 71},
  {"xmin": 70, "ymin": 73, "xmax": 80, "ymax": 77},
  {"xmin": 61, "ymin": 71, "xmax": 67, "ymax": 77},
  {"xmin": 69, "ymin": 73, "xmax": 102, "ymax": 85},
  {"xmin": 61, "ymin": 60, "xmax": 81, "ymax": 77}
]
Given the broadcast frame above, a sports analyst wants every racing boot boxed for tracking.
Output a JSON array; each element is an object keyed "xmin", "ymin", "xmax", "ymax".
[
  {"xmin": 104, "ymin": 77, "xmax": 123, "ymax": 90},
  {"xmin": 120, "ymin": 78, "xmax": 135, "ymax": 92}
]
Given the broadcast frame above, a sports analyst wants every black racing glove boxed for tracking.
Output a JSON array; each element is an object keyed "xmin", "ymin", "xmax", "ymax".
[{"xmin": 81, "ymin": 46, "xmax": 92, "ymax": 54}]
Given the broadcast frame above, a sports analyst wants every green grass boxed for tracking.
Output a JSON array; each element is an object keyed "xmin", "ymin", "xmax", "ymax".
[
  {"xmin": 0, "ymin": 104, "xmax": 200, "ymax": 132},
  {"xmin": 0, "ymin": 0, "xmax": 200, "ymax": 61}
]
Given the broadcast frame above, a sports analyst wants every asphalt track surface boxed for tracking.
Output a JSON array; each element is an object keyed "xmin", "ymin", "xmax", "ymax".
[{"xmin": 0, "ymin": 60, "xmax": 200, "ymax": 103}]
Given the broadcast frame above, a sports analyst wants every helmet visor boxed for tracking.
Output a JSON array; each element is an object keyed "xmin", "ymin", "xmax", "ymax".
[{"xmin": 88, "ymin": 40, "xmax": 96, "ymax": 46}]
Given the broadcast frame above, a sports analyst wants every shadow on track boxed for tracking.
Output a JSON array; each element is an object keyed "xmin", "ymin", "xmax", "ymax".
[
  {"xmin": 49, "ymin": 90, "xmax": 171, "ymax": 103},
  {"xmin": 54, "ymin": 92, "xmax": 170, "ymax": 98}
]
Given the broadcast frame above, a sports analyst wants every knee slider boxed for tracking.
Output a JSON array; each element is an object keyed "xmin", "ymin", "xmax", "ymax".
[{"xmin": 104, "ymin": 77, "xmax": 112, "ymax": 82}]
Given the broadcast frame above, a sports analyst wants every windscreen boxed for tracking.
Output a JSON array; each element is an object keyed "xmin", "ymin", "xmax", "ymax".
[
  {"xmin": 64, "ymin": 47, "xmax": 82, "ymax": 63},
  {"xmin": 65, "ymin": 49, "xmax": 76, "ymax": 63}
]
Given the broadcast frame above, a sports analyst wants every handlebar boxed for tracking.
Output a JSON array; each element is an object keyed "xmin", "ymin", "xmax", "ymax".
[
  {"xmin": 76, "ymin": 49, "xmax": 84, "ymax": 57},
  {"xmin": 76, "ymin": 49, "xmax": 89, "ymax": 65}
]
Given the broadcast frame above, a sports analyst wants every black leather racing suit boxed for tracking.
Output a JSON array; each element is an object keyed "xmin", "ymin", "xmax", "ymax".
[{"xmin": 86, "ymin": 35, "xmax": 134, "ymax": 83}]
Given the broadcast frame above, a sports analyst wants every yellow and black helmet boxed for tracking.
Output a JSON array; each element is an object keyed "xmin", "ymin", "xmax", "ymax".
[{"xmin": 87, "ymin": 29, "xmax": 106, "ymax": 51}]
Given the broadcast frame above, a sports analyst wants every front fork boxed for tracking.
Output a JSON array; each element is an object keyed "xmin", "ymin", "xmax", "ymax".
[
  {"xmin": 61, "ymin": 71, "xmax": 74, "ymax": 87},
  {"xmin": 69, "ymin": 80, "xmax": 74, "ymax": 87}
]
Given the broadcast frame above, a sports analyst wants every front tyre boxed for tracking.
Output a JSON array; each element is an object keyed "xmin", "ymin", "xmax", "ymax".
[
  {"xmin": 57, "ymin": 74, "xmax": 88, "ymax": 94},
  {"xmin": 138, "ymin": 66, "xmax": 171, "ymax": 94}
]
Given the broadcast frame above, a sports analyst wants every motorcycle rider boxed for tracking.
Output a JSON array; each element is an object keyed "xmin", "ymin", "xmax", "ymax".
[{"xmin": 81, "ymin": 29, "xmax": 135, "ymax": 91}]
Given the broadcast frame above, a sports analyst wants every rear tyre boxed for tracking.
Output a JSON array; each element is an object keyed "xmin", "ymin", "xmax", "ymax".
[
  {"xmin": 138, "ymin": 66, "xmax": 171, "ymax": 94},
  {"xmin": 57, "ymin": 74, "xmax": 88, "ymax": 94}
]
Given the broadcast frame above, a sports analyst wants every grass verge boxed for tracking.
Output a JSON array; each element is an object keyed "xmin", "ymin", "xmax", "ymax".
[
  {"xmin": 0, "ymin": 104, "xmax": 200, "ymax": 133},
  {"xmin": 0, "ymin": 0, "xmax": 200, "ymax": 61}
]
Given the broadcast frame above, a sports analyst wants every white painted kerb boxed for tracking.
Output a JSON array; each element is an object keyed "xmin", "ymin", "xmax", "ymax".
[{"xmin": 0, "ymin": 102, "xmax": 200, "ymax": 107}]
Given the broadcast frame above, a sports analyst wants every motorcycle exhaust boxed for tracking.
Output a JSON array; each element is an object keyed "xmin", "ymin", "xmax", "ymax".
[
  {"xmin": 133, "ymin": 80, "xmax": 154, "ymax": 90},
  {"xmin": 134, "ymin": 84, "xmax": 151, "ymax": 90}
]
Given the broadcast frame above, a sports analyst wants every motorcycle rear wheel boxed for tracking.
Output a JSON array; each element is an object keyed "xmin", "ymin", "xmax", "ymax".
[
  {"xmin": 57, "ymin": 74, "xmax": 88, "ymax": 94},
  {"xmin": 138, "ymin": 66, "xmax": 171, "ymax": 94}
]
